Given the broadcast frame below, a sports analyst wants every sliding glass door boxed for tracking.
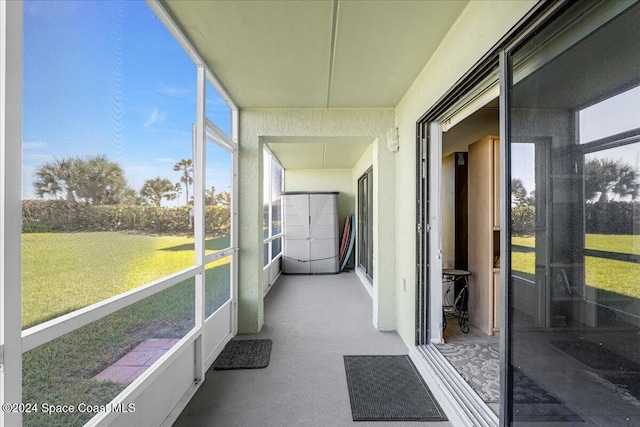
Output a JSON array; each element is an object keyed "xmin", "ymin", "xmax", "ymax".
[{"xmin": 506, "ymin": 2, "xmax": 640, "ymax": 424}]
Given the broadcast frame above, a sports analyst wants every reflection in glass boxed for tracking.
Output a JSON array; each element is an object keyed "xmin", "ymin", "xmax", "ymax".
[
  {"xmin": 508, "ymin": 2, "xmax": 640, "ymax": 425},
  {"xmin": 23, "ymin": 279, "xmax": 194, "ymax": 427},
  {"xmin": 579, "ymin": 86, "xmax": 640, "ymax": 144},
  {"xmin": 205, "ymin": 257, "xmax": 231, "ymax": 318},
  {"xmin": 584, "ymin": 145, "xmax": 640, "ymax": 315},
  {"xmin": 511, "ymin": 143, "xmax": 536, "ymax": 283}
]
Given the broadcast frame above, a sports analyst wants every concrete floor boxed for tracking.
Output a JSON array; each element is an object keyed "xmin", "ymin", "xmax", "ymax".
[{"xmin": 173, "ymin": 272, "xmax": 453, "ymax": 427}]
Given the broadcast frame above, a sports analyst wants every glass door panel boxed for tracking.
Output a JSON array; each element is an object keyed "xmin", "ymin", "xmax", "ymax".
[{"xmin": 507, "ymin": 2, "xmax": 640, "ymax": 424}]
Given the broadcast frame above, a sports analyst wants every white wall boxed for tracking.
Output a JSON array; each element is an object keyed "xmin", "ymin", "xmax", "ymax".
[{"xmin": 393, "ymin": 0, "xmax": 537, "ymax": 345}]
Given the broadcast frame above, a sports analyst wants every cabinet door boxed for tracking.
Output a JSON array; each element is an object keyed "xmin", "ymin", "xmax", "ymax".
[
  {"xmin": 283, "ymin": 194, "xmax": 309, "ymax": 240},
  {"xmin": 309, "ymin": 194, "xmax": 338, "ymax": 240}
]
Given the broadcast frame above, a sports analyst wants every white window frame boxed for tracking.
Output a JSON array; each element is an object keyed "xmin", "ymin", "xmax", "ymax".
[
  {"xmin": 1, "ymin": 2, "xmax": 24, "ymax": 426},
  {"xmin": 262, "ymin": 147, "xmax": 284, "ymax": 295}
]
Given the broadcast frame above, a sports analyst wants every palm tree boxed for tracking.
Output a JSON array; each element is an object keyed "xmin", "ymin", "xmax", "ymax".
[
  {"xmin": 33, "ymin": 155, "xmax": 128, "ymax": 207},
  {"xmin": 140, "ymin": 177, "xmax": 179, "ymax": 207},
  {"xmin": 585, "ymin": 158, "xmax": 640, "ymax": 203},
  {"xmin": 173, "ymin": 159, "xmax": 193, "ymax": 206},
  {"xmin": 76, "ymin": 155, "xmax": 127, "ymax": 205}
]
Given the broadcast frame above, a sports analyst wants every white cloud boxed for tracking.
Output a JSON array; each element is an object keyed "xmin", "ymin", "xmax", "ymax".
[{"xmin": 143, "ymin": 108, "xmax": 166, "ymax": 128}]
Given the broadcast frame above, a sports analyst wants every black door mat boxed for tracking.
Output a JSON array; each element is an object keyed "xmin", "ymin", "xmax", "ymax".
[
  {"xmin": 343, "ymin": 355, "xmax": 447, "ymax": 422},
  {"xmin": 213, "ymin": 339, "xmax": 272, "ymax": 370},
  {"xmin": 552, "ymin": 340, "xmax": 640, "ymax": 372}
]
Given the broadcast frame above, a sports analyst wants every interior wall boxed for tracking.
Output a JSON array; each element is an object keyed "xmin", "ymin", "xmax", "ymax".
[
  {"xmin": 393, "ymin": 0, "xmax": 537, "ymax": 345},
  {"xmin": 284, "ymin": 168, "xmax": 354, "ymax": 236},
  {"xmin": 442, "ymin": 108, "xmax": 500, "ymax": 156},
  {"xmin": 239, "ymin": 109, "xmax": 395, "ymax": 333}
]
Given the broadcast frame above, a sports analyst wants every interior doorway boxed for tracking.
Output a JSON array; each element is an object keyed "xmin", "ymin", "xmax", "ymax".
[
  {"xmin": 417, "ymin": 90, "xmax": 504, "ymax": 414},
  {"xmin": 437, "ymin": 97, "xmax": 502, "ymax": 413}
]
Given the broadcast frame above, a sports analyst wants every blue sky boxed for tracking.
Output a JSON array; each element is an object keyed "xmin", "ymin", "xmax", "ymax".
[{"xmin": 22, "ymin": 0, "xmax": 232, "ymax": 205}]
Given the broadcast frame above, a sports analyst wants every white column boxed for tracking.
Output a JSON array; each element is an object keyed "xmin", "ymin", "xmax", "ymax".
[
  {"xmin": 193, "ymin": 64, "xmax": 206, "ymax": 381},
  {"xmin": 1, "ymin": 1, "xmax": 23, "ymax": 425}
]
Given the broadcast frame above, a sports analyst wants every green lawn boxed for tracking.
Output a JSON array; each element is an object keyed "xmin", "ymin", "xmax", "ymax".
[
  {"xmin": 512, "ymin": 234, "xmax": 640, "ymax": 254},
  {"xmin": 22, "ymin": 232, "xmax": 230, "ymax": 328},
  {"xmin": 21, "ymin": 231, "xmax": 231, "ymax": 427},
  {"xmin": 586, "ymin": 234, "xmax": 640, "ymax": 255},
  {"xmin": 511, "ymin": 234, "xmax": 640, "ymax": 301}
]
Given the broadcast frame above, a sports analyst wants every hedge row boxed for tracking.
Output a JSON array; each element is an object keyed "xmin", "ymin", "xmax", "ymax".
[
  {"xmin": 511, "ymin": 205, "xmax": 535, "ymax": 236},
  {"xmin": 22, "ymin": 200, "xmax": 230, "ymax": 236},
  {"xmin": 586, "ymin": 201, "xmax": 640, "ymax": 235},
  {"xmin": 512, "ymin": 201, "xmax": 640, "ymax": 236}
]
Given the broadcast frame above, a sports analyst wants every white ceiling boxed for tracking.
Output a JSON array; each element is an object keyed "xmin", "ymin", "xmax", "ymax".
[
  {"xmin": 265, "ymin": 137, "xmax": 372, "ymax": 169},
  {"xmin": 161, "ymin": 0, "xmax": 469, "ymax": 109},
  {"xmin": 161, "ymin": 0, "xmax": 469, "ymax": 169}
]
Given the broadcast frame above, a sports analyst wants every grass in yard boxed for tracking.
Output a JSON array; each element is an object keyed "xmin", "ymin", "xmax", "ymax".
[
  {"xmin": 512, "ymin": 235, "xmax": 535, "ymax": 248},
  {"xmin": 22, "ymin": 232, "xmax": 229, "ymax": 328},
  {"xmin": 511, "ymin": 251, "xmax": 535, "ymax": 276},
  {"xmin": 510, "ymin": 234, "xmax": 640, "ymax": 302},
  {"xmin": 21, "ymin": 231, "xmax": 231, "ymax": 427},
  {"xmin": 586, "ymin": 234, "xmax": 640, "ymax": 255},
  {"xmin": 586, "ymin": 256, "xmax": 640, "ymax": 301},
  {"xmin": 512, "ymin": 234, "xmax": 640, "ymax": 255}
]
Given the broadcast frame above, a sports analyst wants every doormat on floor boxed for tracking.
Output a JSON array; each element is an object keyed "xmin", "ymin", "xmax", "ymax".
[
  {"xmin": 343, "ymin": 355, "xmax": 447, "ymax": 422},
  {"xmin": 435, "ymin": 343, "xmax": 582, "ymax": 422},
  {"xmin": 435, "ymin": 343, "xmax": 500, "ymax": 402},
  {"xmin": 213, "ymin": 339, "xmax": 272, "ymax": 370},
  {"xmin": 551, "ymin": 340, "xmax": 640, "ymax": 372}
]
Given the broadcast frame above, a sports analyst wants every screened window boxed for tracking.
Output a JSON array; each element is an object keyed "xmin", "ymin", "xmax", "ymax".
[
  {"xmin": 21, "ymin": 3, "xmax": 202, "ymax": 421},
  {"xmin": 22, "ymin": 0, "xmax": 197, "ymax": 329},
  {"xmin": 20, "ymin": 2, "xmax": 238, "ymax": 425},
  {"xmin": 263, "ymin": 149, "xmax": 284, "ymax": 268}
]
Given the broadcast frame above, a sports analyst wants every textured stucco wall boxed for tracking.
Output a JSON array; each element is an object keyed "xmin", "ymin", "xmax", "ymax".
[
  {"xmin": 393, "ymin": 1, "xmax": 537, "ymax": 345},
  {"xmin": 239, "ymin": 108, "xmax": 395, "ymax": 333}
]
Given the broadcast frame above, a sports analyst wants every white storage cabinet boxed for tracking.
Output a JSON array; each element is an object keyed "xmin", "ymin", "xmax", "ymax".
[{"xmin": 282, "ymin": 192, "xmax": 339, "ymax": 274}]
